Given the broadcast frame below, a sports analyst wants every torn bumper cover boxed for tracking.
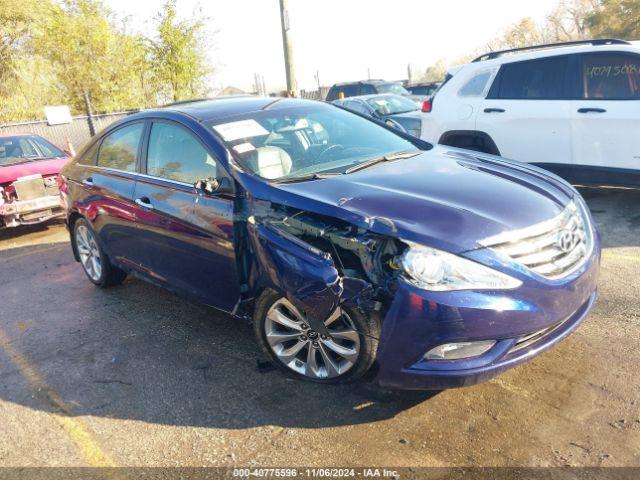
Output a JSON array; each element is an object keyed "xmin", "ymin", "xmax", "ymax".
[{"xmin": 0, "ymin": 194, "xmax": 64, "ymax": 227}]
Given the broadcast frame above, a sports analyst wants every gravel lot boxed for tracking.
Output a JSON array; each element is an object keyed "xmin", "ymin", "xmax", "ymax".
[{"xmin": 0, "ymin": 188, "xmax": 638, "ymax": 468}]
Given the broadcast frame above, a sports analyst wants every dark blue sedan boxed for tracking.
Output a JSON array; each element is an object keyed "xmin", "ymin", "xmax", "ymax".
[{"xmin": 60, "ymin": 96, "xmax": 600, "ymax": 390}]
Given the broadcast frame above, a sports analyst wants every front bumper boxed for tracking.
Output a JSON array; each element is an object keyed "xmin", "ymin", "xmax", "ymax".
[
  {"xmin": 374, "ymin": 240, "xmax": 600, "ymax": 390},
  {"xmin": 0, "ymin": 195, "xmax": 64, "ymax": 227}
]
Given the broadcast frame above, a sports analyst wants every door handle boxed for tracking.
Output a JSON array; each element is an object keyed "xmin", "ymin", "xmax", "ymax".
[
  {"xmin": 484, "ymin": 108, "xmax": 505, "ymax": 113},
  {"xmin": 82, "ymin": 177, "xmax": 94, "ymax": 186},
  {"xmin": 578, "ymin": 108, "xmax": 606, "ymax": 113},
  {"xmin": 135, "ymin": 197, "xmax": 154, "ymax": 209}
]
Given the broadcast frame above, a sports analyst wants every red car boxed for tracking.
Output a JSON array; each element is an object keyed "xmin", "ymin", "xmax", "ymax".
[{"xmin": 0, "ymin": 133, "xmax": 72, "ymax": 228}]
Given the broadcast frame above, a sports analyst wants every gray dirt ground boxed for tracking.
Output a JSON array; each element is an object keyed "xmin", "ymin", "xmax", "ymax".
[{"xmin": 0, "ymin": 188, "xmax": 638, "ymax": 467}]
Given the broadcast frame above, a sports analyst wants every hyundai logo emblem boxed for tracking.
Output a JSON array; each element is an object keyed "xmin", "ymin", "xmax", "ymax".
[{"xmin": 557, "ymin": 230, "xmax": 579, "ymax": 253}]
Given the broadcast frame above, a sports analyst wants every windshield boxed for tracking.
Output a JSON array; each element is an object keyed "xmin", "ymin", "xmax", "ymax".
[
  {"xmin": 0, "ymin": 135, "xmax": 66, "ymax": 166},
  {"xmin": 375, "ymin": 83, "xmax": 410, "ymax": 95},
  {"xmin": 207, "ymin": 103, "xmax": 423, "ymax": 181},
  {"xmin": 366, "ymin": 94, "xmax": 418, "ymax": 115}
]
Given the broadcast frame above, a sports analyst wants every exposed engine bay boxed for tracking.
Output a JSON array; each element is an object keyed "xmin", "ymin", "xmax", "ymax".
[{"xmin": 235, "ymin": 200, "xmax": 406, "ymax": 328}]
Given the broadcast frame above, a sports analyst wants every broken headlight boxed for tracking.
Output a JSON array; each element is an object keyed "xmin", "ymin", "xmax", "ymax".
[{"xmin": 400, "ymin": 241, "xmax": 522, "ymax": 291}]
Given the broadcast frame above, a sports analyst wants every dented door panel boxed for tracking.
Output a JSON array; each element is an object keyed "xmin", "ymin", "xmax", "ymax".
[{"xmin": 247, "ymin": 219, "xmax": 344, "ymax": 327}]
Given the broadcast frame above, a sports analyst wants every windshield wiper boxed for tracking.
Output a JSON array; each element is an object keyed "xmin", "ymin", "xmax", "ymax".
[
  {"xmin": 344, "ymin": 150, "xmax": 420, "ymax": 174},
  {"xmin": 272, "ymin": 172, "xmax": 342, "ymax": 184}
]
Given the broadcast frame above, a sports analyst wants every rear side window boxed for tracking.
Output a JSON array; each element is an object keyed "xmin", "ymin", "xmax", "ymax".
[
  {"xmin": 582, "ymin": 53, "xmax": 640, "ymax": 100},
  {"xmin": 492, "ymin": 56, "xmax": 568, "ymax": 99},
  {"xmin": 459, "ymin": 71, "xmax": 493, "ymax": 97},
  {"xmin": 146, "ymin": 122, "xmax": 217, "ymax": 183},
  {"xmin": 342, "ymin": 84, "xmax": 359, "ymax": 97},
  {"xmin": 360, "ymin": 84, "xmax": 376, "ymax": 95},
  {"xmin": 327, "ymin": 84, "xmax": 358, "ymax": 100},
  {"xmin": 97, "ymin": 123, "xmax": 143, "ymax": 172}
]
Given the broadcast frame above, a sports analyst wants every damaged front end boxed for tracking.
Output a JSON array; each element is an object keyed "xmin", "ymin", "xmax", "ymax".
[
  {"xmin": 0, "ymin": 174, "xmax": 64, "ymax": 228},
  {"xmin": 240, "ymin": 203, "xmax": 404, "ymax": 337}
]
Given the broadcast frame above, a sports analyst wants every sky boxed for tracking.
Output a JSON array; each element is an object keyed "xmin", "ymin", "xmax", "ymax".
[{"xmin": 107, "ymin": 0, "xmax": 561, "ymax": 92}]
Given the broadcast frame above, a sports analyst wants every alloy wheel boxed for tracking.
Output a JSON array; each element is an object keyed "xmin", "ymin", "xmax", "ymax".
[
  {"xmin": 75, "ymin": 224, "xmax": 103, "ymax": 282},
  {"xmin": 264, "ymin": 298, "xmax": 361, "ymax": 379}
]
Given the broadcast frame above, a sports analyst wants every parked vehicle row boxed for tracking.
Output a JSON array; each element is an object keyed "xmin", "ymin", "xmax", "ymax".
[
  {"xmin": 420, "ymin": 38, "xmax": 640, "ymax": 187},
  {"xmin": 60, "ymin": 96, "xmax": 600, "ymax": 391}
]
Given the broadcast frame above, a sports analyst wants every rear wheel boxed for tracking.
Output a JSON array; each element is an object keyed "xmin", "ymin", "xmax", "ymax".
[
  {"xmin": 73, "ymin": 218, "xmax": 127, "ymax": 288},
  {"xmin": 253, "ymin": 290, "xmax": 379, "ymax": 384}
]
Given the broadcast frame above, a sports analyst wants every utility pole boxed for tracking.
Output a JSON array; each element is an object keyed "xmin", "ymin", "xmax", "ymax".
[
  {"xmin": 83, "ymin": 92, "xmax": 95, "ymax": 137},
  {"xmin": 278, "ymin": 0, "xmax": 297, "ymax": 97}
]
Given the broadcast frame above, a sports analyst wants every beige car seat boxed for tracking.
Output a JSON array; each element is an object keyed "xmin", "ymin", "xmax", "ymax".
[{"xmin": 246, "ymin": 146, "xmax": 293, "ymax": 179}]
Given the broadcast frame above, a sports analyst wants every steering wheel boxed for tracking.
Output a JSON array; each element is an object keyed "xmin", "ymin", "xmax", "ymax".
[{"xmin": 317, "ymin": 144, "xmax": 345, "ymax": 162}]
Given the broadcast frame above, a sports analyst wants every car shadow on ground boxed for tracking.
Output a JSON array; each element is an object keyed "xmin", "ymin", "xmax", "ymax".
[
  {"xmin": 578, "ymin": 186, "xmax": 640, "ymax": 249},
  {"xmin": 0, "ymin": 219, "xmax": 66, "ymax": 241},
  {"xmin": 0, "ymin": 242, "xmax": 437, "ymax": 430}
]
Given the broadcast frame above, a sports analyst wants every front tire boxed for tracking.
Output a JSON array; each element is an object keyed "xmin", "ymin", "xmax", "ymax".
[
  {"xmin": 253, "ymin": 290, "xmax": 379, "ymax": 384},
  {"xmin": 73, "ymin": 218, "xmax": 127, "ymax": 288}
]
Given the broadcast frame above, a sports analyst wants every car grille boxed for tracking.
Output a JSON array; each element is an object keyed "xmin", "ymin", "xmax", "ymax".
[
  {"xmin": 510, "ymin": 323, "xmax": 560, "ymax": 352},
  {"xmin": 13, "ymin": 175, "xmax": 46, "ymax": 201},
  {"xmin": 480, "ymin": 200, "xmax": 593, "ymax": 280}
]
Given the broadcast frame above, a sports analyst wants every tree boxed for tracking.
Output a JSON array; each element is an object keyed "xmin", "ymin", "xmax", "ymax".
[
  {"xmin": 0, "ymin": 0, "xmax": 39, "ymax": 86},
  {"xmin": 0, "ymin": 0, "xmax": 65, "ymax": 122},
  {"xmin": 149, "ymin": 0, "xmax": 212, "ymax": 103},
  {"xmin": 484, "ymin": 17, "xmax": 547, "ymax": 51},
  {"xmin": 32, "ymin": 0, "xmax": 151, "ymax": 114},
  {"xmin": 418, "ymin": 60, "xmax": 448, "ymax": 83},
  {"xmin": 545, "ymin": 0, "xmax": 598, "ymax": 41},
  {"xmin": 587, "ymin": 0, "xmax": 640, "ymax": 39}
]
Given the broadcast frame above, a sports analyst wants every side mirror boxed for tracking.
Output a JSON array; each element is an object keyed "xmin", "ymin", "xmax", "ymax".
[{"xmin": 194, "ymin": 177, "xmax": 234, "ymax": 196}]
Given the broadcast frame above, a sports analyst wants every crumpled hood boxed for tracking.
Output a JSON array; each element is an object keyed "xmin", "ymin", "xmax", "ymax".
[
  {"xmin": 273, "ymin": 147, "xmax": 576, "ymax": 253},
  {"xmin": 0, "ymin": 157, "xmax": 70, "ymax": 185}
]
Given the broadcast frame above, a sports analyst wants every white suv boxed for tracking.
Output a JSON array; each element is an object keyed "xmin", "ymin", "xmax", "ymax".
[{"xmin": 420, "ymin": 39, "xmax": 640, "ymax": 187}]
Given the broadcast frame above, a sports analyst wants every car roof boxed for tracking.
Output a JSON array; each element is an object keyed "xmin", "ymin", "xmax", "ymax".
[
  {"xmin": 138, "ymin": 96, "xmax": 325, "ymax": 123},
  {"xmin": 338, "ymin": 93, "xmax": 406, "ymax": 101},
  {"xmin": 0, "ymin": 132, "xmax": 35, "ymax": 138},
  {"xmin": 469, "ymin": 41, "xmax": 640, "ymax": 67},
  {"xmin": 330, "ymin": 79, "xmax": 394, "ymax": 87}
]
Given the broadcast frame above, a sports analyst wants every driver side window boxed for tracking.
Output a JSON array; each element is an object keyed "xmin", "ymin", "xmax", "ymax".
[{"xmin": 147, "ymin": 122, "xmax": 218, "ymax": 183}]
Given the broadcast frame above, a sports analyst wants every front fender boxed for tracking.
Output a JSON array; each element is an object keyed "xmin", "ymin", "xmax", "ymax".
[{"xmin": 247, "ymin": 219, "xmax": 343, "ymax": 329}]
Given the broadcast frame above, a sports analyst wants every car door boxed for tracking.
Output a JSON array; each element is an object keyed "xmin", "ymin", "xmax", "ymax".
[
  {"xmin": 72, "ymin": 122, "xmax": 145, "ymax": 268},
  {"xmin": 571, "ymin": 51, "xmax": 640, "ymax": 183},
  {"xmin": 478, "ymin": 55, "xmax": 573, "ymax": 167},
  {"xmin": 133, "ymin": 120, "xmax": 240, "ymax": 312}
]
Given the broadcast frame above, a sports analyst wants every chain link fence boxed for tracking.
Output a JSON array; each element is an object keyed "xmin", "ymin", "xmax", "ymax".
[
  {"xmin": 300, "ymin": 87, "xmax": 329, "ymax": 101},
  {"xmin": 0, "ymin": 112, "xmax": 133, "ymax": 153}
]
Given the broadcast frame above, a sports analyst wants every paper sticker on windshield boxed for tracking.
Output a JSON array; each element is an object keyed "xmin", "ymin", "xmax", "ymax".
[
  {"xmin": 213, "ymin": 119, "xmax": 269, "ymax": 141},
  {"xmin": 233, "ymin": 142, "xmax": 256, "ymax": 155}
]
